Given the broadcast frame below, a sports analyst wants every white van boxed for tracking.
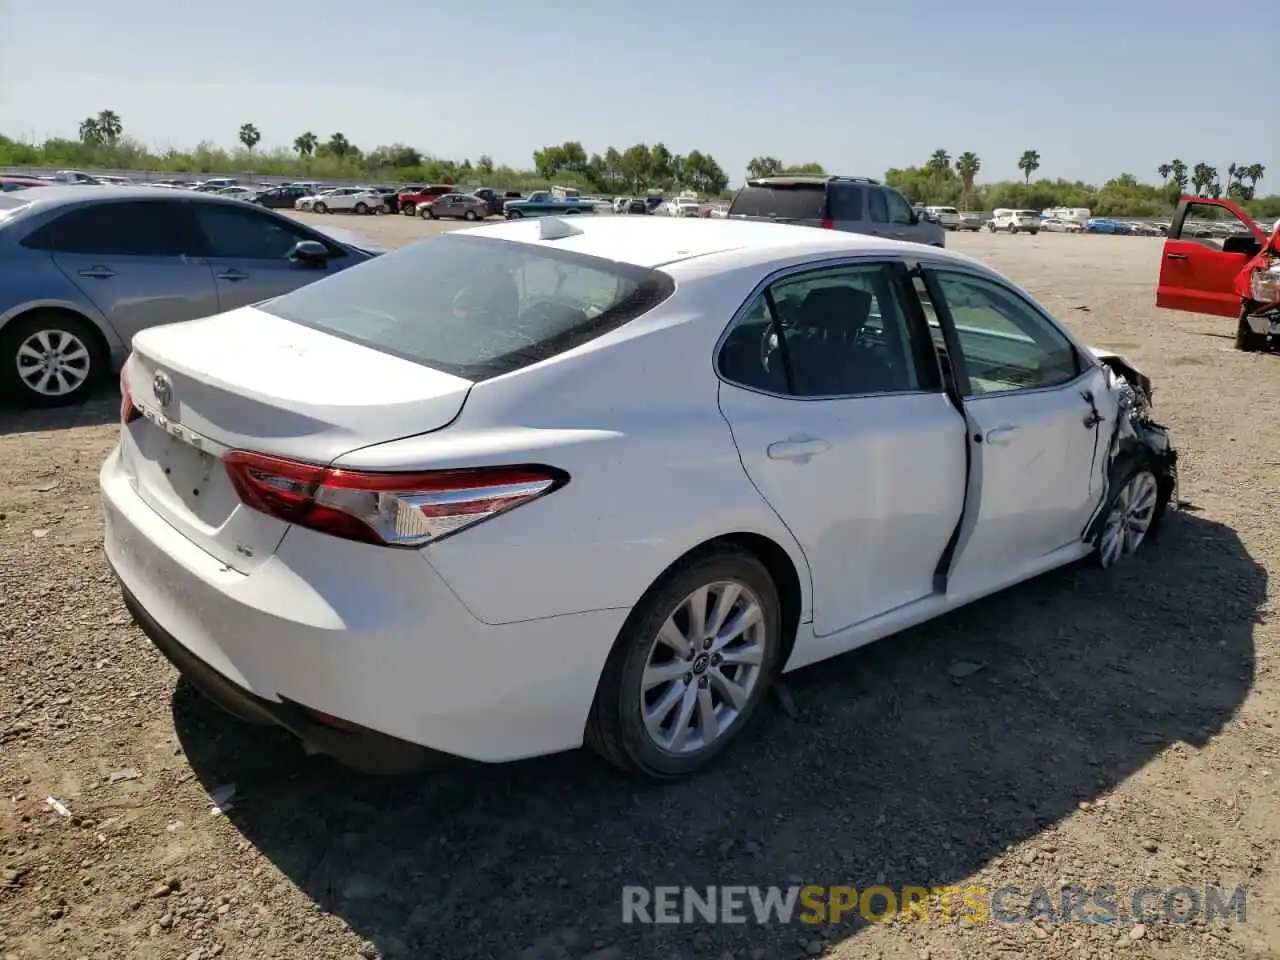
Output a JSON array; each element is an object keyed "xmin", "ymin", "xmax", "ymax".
[{"xmin": 988, "ymin": 208, "xmax": 1041, "ymax": 235}]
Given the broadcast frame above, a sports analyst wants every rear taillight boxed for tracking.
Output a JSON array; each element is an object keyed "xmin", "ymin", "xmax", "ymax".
[
  {"xmin": 820, "ymin": 218, "xmax": 834, "ymax": 229},
  {"xmin": 222, "ymin": 451, "xmax": 564, "ymax": 547},
  {"xmin": 120, "ymin": 368, "xmax": 140, "ymax": 425}
]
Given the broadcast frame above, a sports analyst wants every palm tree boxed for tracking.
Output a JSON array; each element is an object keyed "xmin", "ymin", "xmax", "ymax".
[
  {"xmin": 1158, "ymin": 163, "xmax": 1172, "ymax": 184},
  {"xmin": 927, "ymin": 148, "xmax": 951, "ymax": 177},
  {"xmin": 293, "ymin": 132, "xmax": 317, "ymax": 157},
  {"xmin": 78, "ymin": 117, "xmax": 101, "ymax": 146},
  {"xmin": 326, "ymin": 132, "xmax": 351, "ymax": 159},
  {"xmin": 238, "ymin": 123, "xmax": 261, "ymax": 153},
  {"xmin": 1170, "ymin": 158, "xmax": 1189, "ymax": 192},
  {"xmin": 1191, "ymin": 162, "xmax": 1216, "ymax": 196},
  {"xmin": 955, "ymin": 152, "xmax": 981, "ymax": 208},
  {"xmin": 95, "ymin": 110, "xmax": 122, "ymax": 145},
  {"xmin": 1017, "ymin": 149, "xmax": 1041, "ymax": 184},
  {"xmin": 1246, "ymin": 163, "xmax": 1265, "ymax": 193}
]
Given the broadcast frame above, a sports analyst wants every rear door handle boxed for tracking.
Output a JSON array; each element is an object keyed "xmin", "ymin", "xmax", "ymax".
[
  {"xmin": 215, "ymin": 269, "xmax": 249, "ymax": 281},
  {"xmin": 984, "ymin": 424, "xmax": 1019, "ymax": 445},
  {"xmin": 1165, "ymin": 253, "xmax": 1188, "ymax": 261},
  {"xmin": 767, "ymin": 438, "xmax": 831, "ymax": 461},
  {"xmin": 77, "ymin": 266, "xmax": 116, "ymax": 279}
]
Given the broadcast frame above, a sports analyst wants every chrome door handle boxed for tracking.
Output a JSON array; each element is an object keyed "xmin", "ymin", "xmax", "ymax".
[
  {"xmin": 1165, "ymin": 253, "xmax": 1188, "ymax": 261},
  {"xmin": 767, "ymin": 438, "xmax": 831, "ymax": 461},
  {"xmin": 215, "ymin": 269, "xmax": 249, "ymax": 281},
  {"xmin": 77, "ymin": 266, "xmax": 116, "ymax": 279},
  {"xmin": 984, "ymin": 424, "xmax": 1019, "ymax": 445}
]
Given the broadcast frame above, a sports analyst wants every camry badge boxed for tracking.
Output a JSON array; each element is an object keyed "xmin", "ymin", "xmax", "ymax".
[{"xmin": 153, "ymin": 372, "xmax": 174, "ymax": 409}]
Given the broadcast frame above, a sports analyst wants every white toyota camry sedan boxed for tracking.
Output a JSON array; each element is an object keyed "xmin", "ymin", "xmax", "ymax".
[{"xmin": 101, "ymin": 216, "xmax": 1177, "ymax": 779}]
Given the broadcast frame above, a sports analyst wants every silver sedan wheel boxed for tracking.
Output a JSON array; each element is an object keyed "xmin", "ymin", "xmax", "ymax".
[
  {"xmin": 16, "ymin": 329, "xmax": 92, "ymax": 397},
  {"xmin": 1098, "ymin": 470, "xmax": 1159, "ymax": 568},
  {"xmin": 640, "ymin": 580, "xmax": 767, "ymax": 755}
]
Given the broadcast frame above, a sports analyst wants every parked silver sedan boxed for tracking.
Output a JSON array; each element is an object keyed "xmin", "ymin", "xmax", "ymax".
[
  {"xmin": 417, "ymin": 192, "xmax": 491, "ymax": 221},
  {"xmin": 0, "ymin": 187, "xmax": 381, "ymax": 407}
]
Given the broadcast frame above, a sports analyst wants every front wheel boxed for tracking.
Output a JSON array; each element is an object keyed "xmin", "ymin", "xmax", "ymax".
[
  {"xmin": 507, "ymin": 210, "xmax": 524, "ymax": 219},
  {"xmin": 1093, "ymin": 457, "xmax": 1166, "ymax": 569},
  {"xmin": 586, "ymin": 545, "xmax": 783, "ymax": 780},
  {"xmin": 313, "ymin": 202, "xmax": 327, "ymax": 214},
  {"xmin": 401, "ymin": 203, "xmax": 416, "ymax": 216},
  {"xmin": 464, "ymin": 210, "xmax": 479, "ymax": 221},
  {"xmin": 0, "ymin": 311, "xmax": 107, "ymax": 408},
  {"xmin": 1235, "ymin": 305, "xmax": 1267, "ymax": 352},
  {"xmin": 1008, "ymin": 224, "xmax": 1017, "ymax": 234},
  {"xmin": 354, "ymin": 202, "xmax": 368, "ymax": 214}
]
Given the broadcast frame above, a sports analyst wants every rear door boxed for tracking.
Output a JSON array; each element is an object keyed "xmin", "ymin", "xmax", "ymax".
[
  {"xmin": 26, "ymin": 198, "xmax": 218, "ymax": 344},
  {"xmin": 189, "ymin": 201, "xmax": 353, "ymax": 308},
  {"xmin": 1156, "ymin": 197, "xmax": 1265, "ymax": 317},
  {"xmin": 717, "ymin": 259, "xmax": 967, "ymax": 637}
]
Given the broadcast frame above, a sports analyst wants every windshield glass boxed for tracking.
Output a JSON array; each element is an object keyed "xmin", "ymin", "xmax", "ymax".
[{"xmin": 261, "ymin": 234, "xmax": 675, "ymax": 381}]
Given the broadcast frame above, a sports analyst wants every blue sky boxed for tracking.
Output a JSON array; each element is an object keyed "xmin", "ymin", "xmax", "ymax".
[{"xmin": 1, "ymin": 0, "xmax": 1276, "ymax": 189}]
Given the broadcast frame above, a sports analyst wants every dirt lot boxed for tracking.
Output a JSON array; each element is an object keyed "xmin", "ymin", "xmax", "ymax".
[{"xmin": 1, "ymin": 222, "xmax": 1277, "ymax": 960}]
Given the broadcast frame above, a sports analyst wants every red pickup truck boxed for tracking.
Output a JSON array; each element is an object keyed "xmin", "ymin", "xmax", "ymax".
[{"xmin": 1156, "ymin": 196, "xmax": 1280, "ymax": 351}]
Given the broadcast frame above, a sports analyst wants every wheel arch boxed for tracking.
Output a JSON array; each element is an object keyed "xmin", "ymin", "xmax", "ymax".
[{"xmin": 0, "ymin": 303, "xmax": 117, "ymax": 361}]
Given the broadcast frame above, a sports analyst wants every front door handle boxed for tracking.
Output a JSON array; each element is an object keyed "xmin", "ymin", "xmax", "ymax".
[
  {"xmin": 215, "ymin": 269, "xmax": 249, "ymax": 281},
  {"xmin": 1165, "ymin": 253, "xmax": 1188, "ymax": 261},
  {"xmin": 77, "ymin": 266, "xmax": 116, "ymax": 279},
  {"xmin": 767, "ymin": 437, "xmax": 831, "ymax": 461},
  {"xmin": 984, "ymin": 424, "xmax": 1019, "ymax": 445}
]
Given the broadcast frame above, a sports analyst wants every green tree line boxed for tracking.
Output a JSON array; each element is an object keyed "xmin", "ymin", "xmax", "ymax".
[{"xmin": 5, "ymin": 112, "xmax": 1278, "ymax": 219}]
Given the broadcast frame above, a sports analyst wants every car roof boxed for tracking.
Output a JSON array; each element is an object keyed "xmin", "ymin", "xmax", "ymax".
[
  {"xmin": 459, "ymin": 215, "xmax": 985, "ymax": 273},
  {"xmin": 5, "ymin": 184, "xmax": 252, "ymax": 211}
]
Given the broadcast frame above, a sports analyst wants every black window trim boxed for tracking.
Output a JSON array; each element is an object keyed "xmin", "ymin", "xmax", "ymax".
[
  {"xmin": 713, "ymin": 255, "xmax": 947, "ymax": 401},
  {"xmin": 18, "ymin": 196, "xmax": 203, "ymax": 257},
  {"xmin": 914, "ymin": 261, "xmax": 1096, "ymax": 400}
]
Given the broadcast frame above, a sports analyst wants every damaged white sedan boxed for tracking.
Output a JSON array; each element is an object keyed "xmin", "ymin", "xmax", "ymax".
[{"xmin": 101, "ymin": 217, "xmax": 1177, "ymax": 781}]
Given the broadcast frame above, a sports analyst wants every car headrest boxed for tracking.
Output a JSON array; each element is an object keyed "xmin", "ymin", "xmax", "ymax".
[{"xmin": 797, "ymin": 286, "xmax": 873, "ymax": 336}]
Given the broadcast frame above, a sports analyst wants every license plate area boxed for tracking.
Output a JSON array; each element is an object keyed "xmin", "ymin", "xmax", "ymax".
[{"xmin": 129, "ymin": 411, "xmax": 239, "ymax": 532}]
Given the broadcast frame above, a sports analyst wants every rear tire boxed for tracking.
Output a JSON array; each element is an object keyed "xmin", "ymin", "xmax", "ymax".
[
  {"xmin": 313, "ymin": 202, "xmax": 327, "ymax": 214},
  {"xmin": 507, "ymin": 210, "xmax": 524, "ymax": 219},
  {"xmin": 464, "ymin": 210, "xmax": 478, "ymax": 221},
  {"xmin": 585, "ymin": 545, "xmax": 783, "ymax": 780},
  {"xmin": 402, "ymin": 202, "xmax": 416, "ymax": 216},
  {"xmin": 1235, "ymin": 304, "xmax": 1267, "ymax": 352},
  {"xmin": 0, "ymin": 310, "xmax": 108, "ymax": 408},
  {"xmin": 354, "ymin": 202, "xmax": 368, "ymax": 214}
]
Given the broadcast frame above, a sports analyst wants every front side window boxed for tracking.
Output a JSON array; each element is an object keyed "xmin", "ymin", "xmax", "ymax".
[
  {"xmin": 868, "ymin": 189, "xmax": 889, "ymax": 224},
  {"xmin": 928, "ymin": 270, "xmax": 1082, "ymax": 394},
  {"xmin": 718, "ymin": 262, "xmax": 924, "ymax": 398},
  {"xmin": 192, "ymin": 203, "xmax": 337, "ymax": 260},
  {"xmin": 261, "ymin": 233, "xmax": 674, "ymax": 381},
  {"xmin": 20, "ymin": 201, "xmax": 188, "ymax": 256}
]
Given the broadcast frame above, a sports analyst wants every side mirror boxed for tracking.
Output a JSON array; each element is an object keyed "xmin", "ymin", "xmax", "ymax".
[{"xmin": 289, "ymin": 239, "xmax": 330, "ymax": 266}]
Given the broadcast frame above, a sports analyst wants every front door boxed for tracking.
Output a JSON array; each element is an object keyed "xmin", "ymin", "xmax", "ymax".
[
  {"xmin": 916, "ymin": 268, "xmax": 1106, "ymax": 592},
  {"xmin": 39, "ymin": 198, "xmax": 218, "ymax": 344},
  {"xmin": 188, "ymin": 202, "xmax": 346, "ymax": 309},
  {"xmin": 717, "ymin": 259, "xmax": 967, "ymax": 636},
  {"xmin": 1156, "ymin": 197, "xmax": 1266, "ymax": 317}
]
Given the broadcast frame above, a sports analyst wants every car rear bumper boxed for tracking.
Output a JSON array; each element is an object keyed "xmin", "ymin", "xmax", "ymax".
[{"xmin": 100, "ymin": 445, "xmax": 628, "ymax": 767}]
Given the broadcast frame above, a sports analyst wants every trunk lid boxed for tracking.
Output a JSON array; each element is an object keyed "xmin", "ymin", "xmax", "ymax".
[{"xmin": 121, "ymin": 306, "xmax": 473, "ymax": 572}]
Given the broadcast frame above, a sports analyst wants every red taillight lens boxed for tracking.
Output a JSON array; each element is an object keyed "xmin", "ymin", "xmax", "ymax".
[
  {"xmin": 120, "ymin": 368, "xmax": 140, "ymax": 425},
  {"xmin": 222, "ymin": 451, "xmax": 564, "ymax": 547},
  {"xmin": 820, "ymin": 218, "xmax": 834, "ymax": 229}
]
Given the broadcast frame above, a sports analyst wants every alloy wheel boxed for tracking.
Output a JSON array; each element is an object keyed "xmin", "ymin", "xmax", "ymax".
[
  {"xmin": 639, "ymin": 581, "xmax": 766, "ymax": 755},
  {"xmin": 1098, "ymin": 470, "xmax": 1159, "ymax": 567},
  {"xmin": 15, "ymin": 329, "xmax": 92, "ymax": 398}
]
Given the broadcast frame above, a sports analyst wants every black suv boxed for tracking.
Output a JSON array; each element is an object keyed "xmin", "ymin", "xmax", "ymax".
[{"xmin": 727, "ymin": 176, "xmax": 945, "ymax": 246}]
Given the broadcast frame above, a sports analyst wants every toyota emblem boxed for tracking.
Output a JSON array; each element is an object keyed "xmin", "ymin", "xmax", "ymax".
[{"xmin": 153, "ymin": 372, "xmax": 174, "ymax": 408}]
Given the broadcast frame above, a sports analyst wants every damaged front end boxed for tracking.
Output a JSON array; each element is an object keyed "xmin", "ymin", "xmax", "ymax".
[{"xmin": 1088, "ymin": 350, "xmax": 1179, "ymax": 531}]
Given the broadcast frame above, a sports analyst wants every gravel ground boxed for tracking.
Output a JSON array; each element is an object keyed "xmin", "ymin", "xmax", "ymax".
[{"xmin": 1, "ymin": 223, "xmax": 1277, "ymax": 960}]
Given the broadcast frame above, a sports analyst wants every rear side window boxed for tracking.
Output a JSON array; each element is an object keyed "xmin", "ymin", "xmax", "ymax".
[
  {"xmin": 730, "ymin": 184, "xmax": 826, "ymax": 220},
  {"xmin": 20, "ymin": 201, "xmax": 189, "ymax": 256},
  {"xmin": 867, "ymin": 189, "xmax": 889, "ymax": 223},
  {"xmin": 191, "ymin": 203, "xmax": 344, "ymax": 260},
  {"xmin": 827, "ymin": 184, "xmax": 863, "ymax": 221},
  {"xmin": 261, "ymin": 234, "xmax": 676, "ymax": 381}
]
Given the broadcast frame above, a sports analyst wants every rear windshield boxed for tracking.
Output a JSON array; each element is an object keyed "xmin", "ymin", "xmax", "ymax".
[
  {"xmin": 730, "ymin": 184, "xmax": 826, "ymax": 220},
  {"xmin": 1015, "ymin": 210, "xmax": 1039, "ymax": 217},
  {"xmin": 261, "ymin": 233, "xmax": 675, "ymax": 381}
]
